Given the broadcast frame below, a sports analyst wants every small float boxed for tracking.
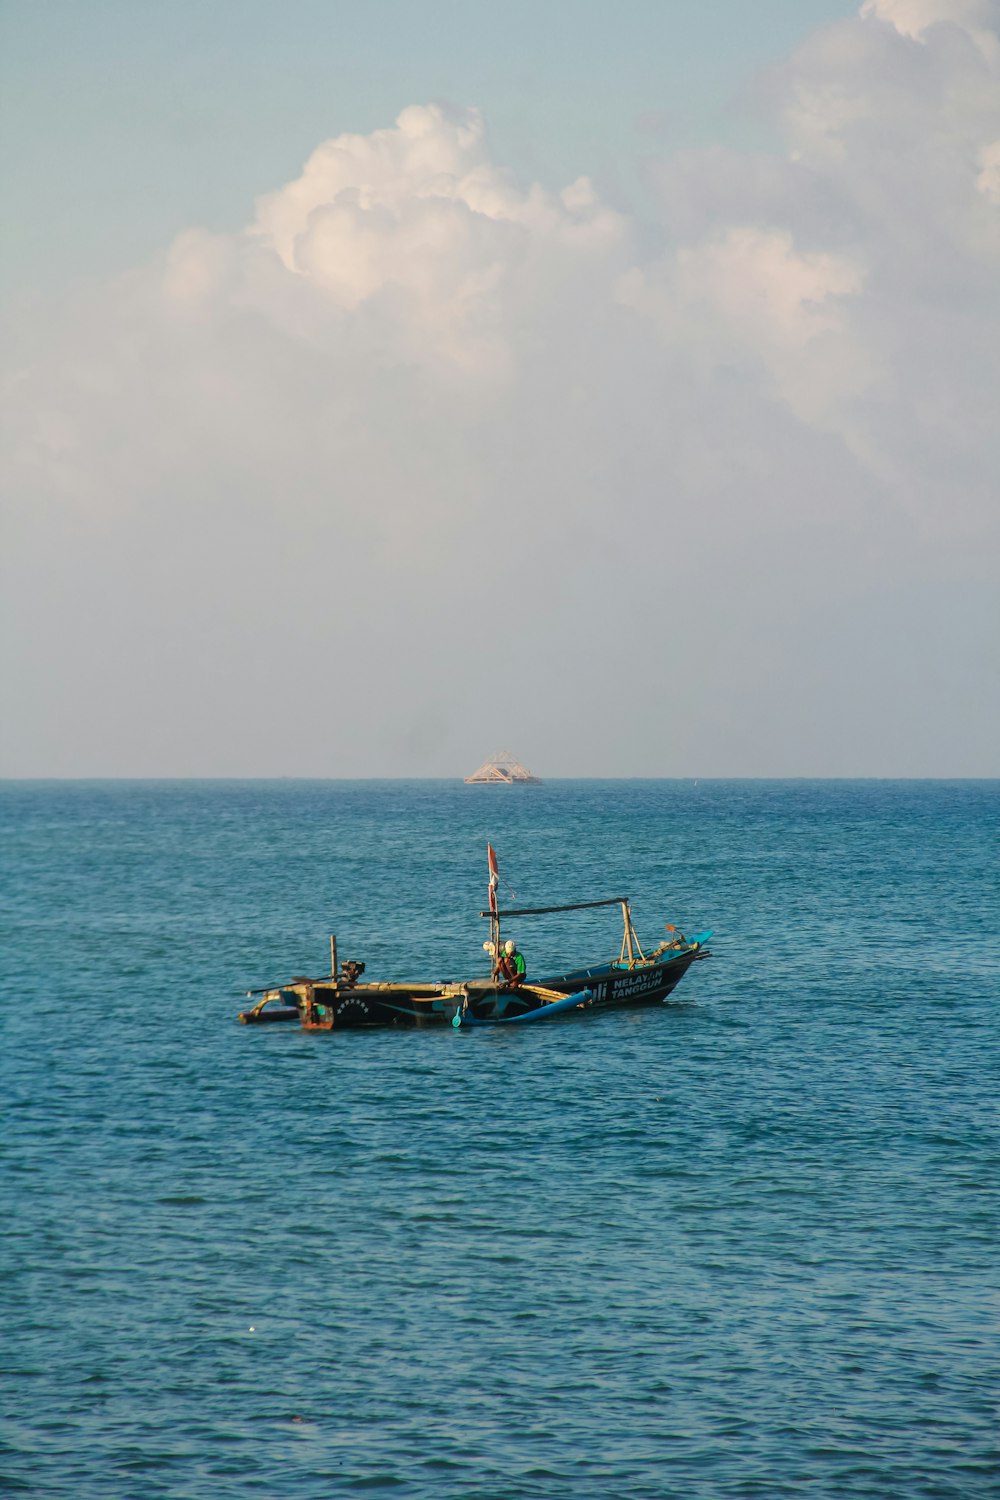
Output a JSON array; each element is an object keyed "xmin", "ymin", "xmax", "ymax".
[{"xmin": 239, "ymin": 845, "xmax": 711, "ymax": 1031}]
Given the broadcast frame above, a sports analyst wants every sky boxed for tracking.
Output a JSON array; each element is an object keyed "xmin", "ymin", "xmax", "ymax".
[{"xmin": 1, "ymin": 0, "xmax": 998, "ymax": 777}]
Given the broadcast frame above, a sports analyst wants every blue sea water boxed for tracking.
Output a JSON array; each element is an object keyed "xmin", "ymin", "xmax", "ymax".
[{"xmin": 1, "ymin": 779, "xmax": 998, "ymax": 1499}]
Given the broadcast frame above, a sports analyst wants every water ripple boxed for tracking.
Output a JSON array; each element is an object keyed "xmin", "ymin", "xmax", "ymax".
[{"xmin": 2, "ymin": 779, "xmax": 998, "ymax": 1497}]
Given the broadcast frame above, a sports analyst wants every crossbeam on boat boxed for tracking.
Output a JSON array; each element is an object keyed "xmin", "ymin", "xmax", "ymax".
[{"xmin": 479, "ymin": 897, "xmax": 628, "ymax": 918}]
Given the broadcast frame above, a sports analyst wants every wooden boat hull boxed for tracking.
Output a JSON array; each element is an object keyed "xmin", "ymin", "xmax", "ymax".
[
  {"xmin": 541, "ymin": 945, "xmax": 706, "ymax": 1011},
  {"xmin": 240, "ymin": 933, "xmax": 712, "ymax": 1031}
]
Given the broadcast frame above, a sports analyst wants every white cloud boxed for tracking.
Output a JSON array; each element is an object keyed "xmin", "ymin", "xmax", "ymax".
[
  {"xmin": 240, "ymin": 102, "xmax": 625, "ymax": 372},
  {"xmin": 861, "ymin": 0, "xmax": 1000, "ymax": 64},
  {"xmin": 643, "ymin": 0, "xmax": 1000, "ymax": 532},
  {"xmin": 617, "ymin": 226, "xmax": 870, "ymax": 427},
  {"xmin": 977, "ymin": 137, "xmax": 1000, "ymax": 198}
]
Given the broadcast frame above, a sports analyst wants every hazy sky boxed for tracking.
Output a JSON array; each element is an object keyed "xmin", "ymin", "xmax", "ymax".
[{"xmin": 2, "ymin": 0, "xmax": 998, "ymax": 776}]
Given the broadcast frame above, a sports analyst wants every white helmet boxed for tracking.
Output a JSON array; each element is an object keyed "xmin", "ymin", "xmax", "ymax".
[{"xmin": 504, "ymin": 939, "xmax": 516, "ymax": 955}]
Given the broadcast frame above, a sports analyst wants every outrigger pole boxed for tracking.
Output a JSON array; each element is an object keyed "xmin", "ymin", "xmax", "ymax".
[{"xmin": 480, "ymin": 897, "xmax": 627, "ymax": 918}]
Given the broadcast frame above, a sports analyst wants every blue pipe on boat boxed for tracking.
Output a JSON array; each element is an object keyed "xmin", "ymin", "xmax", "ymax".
[{"xmin": 454, "ymin": 989, "xmax": 593, "ymax": 1028}]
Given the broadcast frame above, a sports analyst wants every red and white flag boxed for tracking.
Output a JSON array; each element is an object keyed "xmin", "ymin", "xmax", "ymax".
[{"xmin": 487, "ymin": 843, "xmax": 499, "ymax": 913}]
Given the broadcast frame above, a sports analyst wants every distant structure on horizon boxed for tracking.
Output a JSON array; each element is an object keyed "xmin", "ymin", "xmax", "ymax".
[{"xmin": 464, "ymin": 751, "xmax": 542, "ymax": 785}]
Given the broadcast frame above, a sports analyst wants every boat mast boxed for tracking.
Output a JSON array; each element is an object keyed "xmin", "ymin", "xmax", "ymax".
[
  {"xmin": 619, "ymin": 901, "xmax": 646, "ymax": 965},
  {"xmin": 487, "ymin": 843, "xmax": 501, "ymax": 977}
]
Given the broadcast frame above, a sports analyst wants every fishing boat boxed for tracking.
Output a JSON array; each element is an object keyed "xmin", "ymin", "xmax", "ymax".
[{"xmin": 239, "ymin": 845, "xmax": 711, "ymax": 1031}]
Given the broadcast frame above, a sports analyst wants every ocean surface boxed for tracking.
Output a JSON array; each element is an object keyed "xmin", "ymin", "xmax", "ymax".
[{"xmin": 2, "ymin": 779, "xmax": 998, "ymax": 1499}]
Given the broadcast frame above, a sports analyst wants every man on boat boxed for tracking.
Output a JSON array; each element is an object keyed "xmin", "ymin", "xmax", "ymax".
[{"xmin": 498, "ymin": 938, "xmax": 526, "ymax": 987}]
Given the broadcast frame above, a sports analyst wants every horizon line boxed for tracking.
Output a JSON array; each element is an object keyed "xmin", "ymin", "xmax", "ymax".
[{"xmin": 1, "ymin": 775, "xmax": 997, "ymax": 784}]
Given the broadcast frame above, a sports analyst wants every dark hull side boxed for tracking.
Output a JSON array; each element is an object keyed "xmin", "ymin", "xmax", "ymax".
[
  {"xmin": 544, "ymin": 950, "xmax": 700, "ymax": 1011},
  {"xmin": 242, "ymin": 943, "xmax": 707, "ymax": 1031}
]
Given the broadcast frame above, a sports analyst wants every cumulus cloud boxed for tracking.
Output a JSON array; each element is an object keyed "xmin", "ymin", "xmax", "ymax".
[
  {"xmin": 2, "ymin": 5, "xmax": 998, "ymax": 775},
  {"xmin": 861, "ymin": 0, "xmax": 1000, "ymax": 62},
  {"xmin": 646, "ymin": 0, "xmax": 1000, "ymax": 533},
  {"xmin": 221, "ymin": 102, "xmax": 624, "ymax": 374},
  {"xmin": 977, "ymin": 137, "xmax": 1000, "ymax": 199},
  {"xmin": 617, "ymin": 226, "xmax": 870, "ymax": 429}
]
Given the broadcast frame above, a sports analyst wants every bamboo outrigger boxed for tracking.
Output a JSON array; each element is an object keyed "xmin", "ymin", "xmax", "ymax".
[{"xmin": 239, "ymin": 846, "xmax": 711, "ymax": 1031}]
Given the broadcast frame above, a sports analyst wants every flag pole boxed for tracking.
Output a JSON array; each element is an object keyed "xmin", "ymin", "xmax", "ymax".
[{"xmin": 487, "ymin": 842, "xmax": 501, "ymax": 978}]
